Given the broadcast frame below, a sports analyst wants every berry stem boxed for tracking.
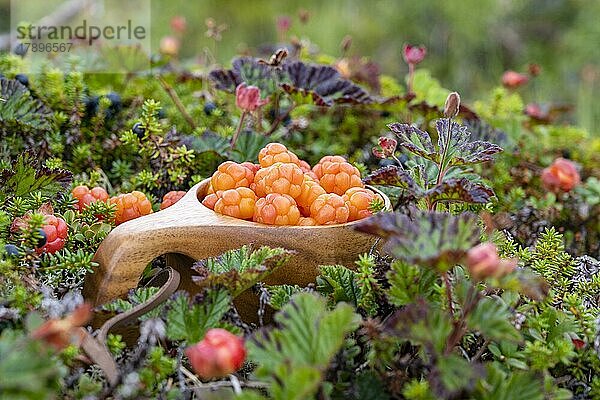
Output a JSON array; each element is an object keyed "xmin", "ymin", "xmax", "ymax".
[
  {"xmin": 158, "ymin": 76, "xmax": 197, "ymax": 129},
  {"xmin": 408, "ymin": 63, "xmax": 415, "ymax": 94},
  {"xmin": 231, "ymin": 111, "xmax": 247, "ymax": 148}
]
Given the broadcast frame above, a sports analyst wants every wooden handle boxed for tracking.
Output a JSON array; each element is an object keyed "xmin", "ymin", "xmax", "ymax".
[{"xmin": 84, "ymin": 180, "xmax": 390, "ymax": 307}]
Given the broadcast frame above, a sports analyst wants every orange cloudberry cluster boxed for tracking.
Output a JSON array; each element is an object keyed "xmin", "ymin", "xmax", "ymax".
[{"xmin": 201, "ymin": 143, "xmax": 383, "ymax": 225}]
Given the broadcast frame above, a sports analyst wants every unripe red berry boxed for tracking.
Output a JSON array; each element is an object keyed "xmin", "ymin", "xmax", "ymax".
[
  {"xmin": 466, "ymin": 243, "xmax": 517, "ymax": 280},
  {"xmin": 185, "ymin": 328, "xmax": 246, "ymax": 379},
  {"xmin": 541, "ymin": 158, "xmax": 581, "ymax": 193}
]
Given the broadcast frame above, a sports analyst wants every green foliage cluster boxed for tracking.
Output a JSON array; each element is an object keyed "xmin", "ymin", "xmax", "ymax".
[{"xmin": 0, "ymin": 29, "xmax": 598, "ymax": 400}]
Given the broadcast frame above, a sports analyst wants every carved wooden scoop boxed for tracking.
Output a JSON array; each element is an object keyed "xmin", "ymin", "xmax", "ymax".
[{"xmin": 83, "ymin": 179, "xmax": 390, "ymax": 308}]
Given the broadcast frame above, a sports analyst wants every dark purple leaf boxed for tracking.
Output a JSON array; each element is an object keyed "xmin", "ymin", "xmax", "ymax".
[
  {"xmin": 388, "ymin": 123, "xmax": 438, "ymax": 162},
  {"xmin": 209, "ymin": 57, "xmax": 283, "ymax": 95},
  {"xmin": 362, "ymin": 165, "xmax": 423, "ymax": 197},
  {"xmin": 426, "ymin": 178, "xmax": 495, "ymax": 206},
  {"xmin": 436, "ymin": 118, "xmax": 503, "ymax": 167},
  {"xmin": 0, "ymin": 78, "xmax": 53, "ymax": 136},
  {"xmin": 355, "ymin": 211, "xmax": 480, "ymax": 271},
  {"xmin": 282, "ymin": 61, "xmax": 373, "ymax": 106}
]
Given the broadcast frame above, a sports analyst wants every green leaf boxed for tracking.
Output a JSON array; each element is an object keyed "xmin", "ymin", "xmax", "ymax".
[
  {"xmin": 384, "ymin": 301, "xmax": 453, "ymax": 354},
  {"xmin": 267, "ymin": 284, "xmax": 303, "ymax": 310},
  {"xmin": 436, "ymin": 353, "xmax": 478, "ymax": 393},
  {"xmin": 165, "ymin": 289, "xmax": 231, "ymax": 343},
  {"xmin": 436, "ymin": 119, "xmax": 502, "ymax": 167},
  {"xmin": 192, "ymin": 246, "xmax": 293, "ymax": 298},
  {"xmin": 355, "ymin": 211, "xmax": 480, "ymax": 271},
  {"xmin": 317, "ymin": 265, "xmax": 361, "ymax": 306},
  {"xmin": 0, "ymin": 153, "xmax": 72, "ymax": 200},
  {"xmin": 248, "ymin": 293, "xmax": 360, "ymax": 398},
  {"xmin": 475, "ymin": 362, "xmax": 543, "ymax": 400},
  {"xmin": 467, "ymin": 297, "xmax": 521, "ymax": 342},
  {"xmin": 0, "ymin": 329, "xmax": 64, "ymax": 398},
  {"xmin": 386, "ymin": 260, "xmax": 438, "ymax": 306}
]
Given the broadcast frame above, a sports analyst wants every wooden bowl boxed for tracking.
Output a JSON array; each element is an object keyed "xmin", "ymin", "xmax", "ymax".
[{"xmin": 83, "ymin": 179, "xmax": 391, "ymax": 309}]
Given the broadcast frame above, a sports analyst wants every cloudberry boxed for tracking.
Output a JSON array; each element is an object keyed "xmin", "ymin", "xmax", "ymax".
[
  {"xmin": 110, "ymin": 191, "xmax": 153, "ymax": 225},
  {"xmin": 312, "ymin": 155, "xmax": 347, "ymax": 179},
  {"xmin": 210, "ymin": 161, "xmax": 254, "ymax": 192},
  {"xmin": 296, "ymin": 177, "xmax": 326, "ymax": 216},
  {"xmin": 310, "ymin": 193, "xmax": 349, "ymax": 225},
  {"xmin": 160, "ymin": 191, "xmax": 186, "ymax": 210},
  {"xmin": 252, "ymin": 162, "xmax": 304, "ymax": 199},
  {"xmin": 37, "ymin": 214, "xmax": 68, "ymax": 254},
  {"xmin": 214, "ymin": 187, "xmax": 256, "ymax": 220},
  {"xmin": 343, "ymin": 187, "xmax": 381, "ymax": 221},
  {"xmin": 298, "ymin": 159, "xmax": 311, "ymax": 173},
  {"xmin": 241, "ymin": 162, "xmax": 261, "ymax": 175},
  {"xmin": 314, "ymin": 157, "xmax": 363, "ymax": 195},
  {"xmin": 71, "ymin": 185, "xmax": 109, "ymax": 211},
  {"xmin": 202, "ymin": 192, "xmax": 220, "ymax": 210},
  {"xmin": 298, "ymin": 217, "xmax": 317, "ymax": 226},
  {"xmin": 253, "ymin": 193, "xmax": 300, "ymax": 225},
  {"xmin": 258, "ymin": 143, "xmax": 300, "ymax": 168}
]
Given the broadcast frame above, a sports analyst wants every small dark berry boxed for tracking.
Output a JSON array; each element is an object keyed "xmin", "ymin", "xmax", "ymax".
[
  {"xmin": 4, "ymin": 244, "xmax": 19, "ymax": 257},
  {"xmin": 380, "ymin": 110, "xmax": 391, "ymax": 118},
  {"xmin": 203, "ymin": 102, "xmax": 217, "ymax": 115},
  {"xmin": 106, "ymin": 92, "xmax": 122, "ymax": 109},
  {"xmin": 15, "ymin": 74, "xmax": 29, "ymax": 87},
  {"xmin": 105, "ymin": 92, "xmax": 122, "ymax": 119},
  {"xmin": 132, "ymin": 122, "xmax": 146, "ymax": 138},
  {"xmin": 282, "ymin": 114, "xmax": 292, "ymax": 127},
  {"xmin": 156, "ymin": 109, "xmax": 166, "ymax": 119},
  {"xmin": 561, "ymin": 150, "xmax": 571, "ymax": 159},
  {"xmin": 85, "ymin": 95, "xmax": 100, "ymax": 117},
  {"xmin": 13, "ymin": 43, "xmax": 28, "ymax": 57},
  {"xmin": 37, "ymin": 228, "xmax": 47, "ymax": 248}
]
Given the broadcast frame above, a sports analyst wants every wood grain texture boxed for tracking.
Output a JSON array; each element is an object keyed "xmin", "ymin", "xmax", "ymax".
[{"xmin": 83, "ymin": 179, "xmax": 391, "ymax": 307}]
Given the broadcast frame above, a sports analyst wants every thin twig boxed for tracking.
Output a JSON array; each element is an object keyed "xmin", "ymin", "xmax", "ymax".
[
  {"xmin": 265, "ymin": 104, "xmax": 295, "ymax": 136},
  {"xmin": 157, "ymin": 76, "xmax": 197, "ymax": 129},
  {"xmin": 231, "ymin": 111, "xmax": 247, "ymax": 147},
  {"xmin": 443, "ymin": 272, "xmax": 455, "ymax": 319},
  {"xmin": 472, "ymin": 338, "xmax": 491, "ymax": 362}
]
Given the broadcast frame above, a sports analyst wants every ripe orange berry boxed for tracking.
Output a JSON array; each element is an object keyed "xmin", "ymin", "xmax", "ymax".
[
  {"xmin": 160, "ymin": 190, "xmax": 186, "ymax": 210},
  {"xmin": 343, "ymin": 187, "xmax": 382, "ymax": 221},
  {"xmin": 314, "ymin": 157, "xmax": 363, "ymax": 195},
  {"xmin": 298, "ymin": 160, "xmax": 311, "ymax": 173},
  {"xmin": 110, "ymin": 191, "xmax": 153, "ymax": 225},
  {"xmin": 310, "ymin": 193, "xmax": 349, "ymax": 225},
  {"xmin": 214, "ymin": 187, "xmax": 256, "ymax": 220},
  {"xmin": 252, "ymin": 162, "xmax": 304, "ymax": 199},
  {"xmin": 258, "ymin": 143, "xmax": 300, "ymax": 168},
  {"xmin": 241, "ymin": 162, "xmax": 261, "ymax": 175},
  {"xmin": 71, "ymin": 185, "xmax": 109, "ymax": 211},
  {"xmin": 202, "ymin": 192, "xmax": 220, "ymax": 210},
  {"xmin": 312, "ymin": 155, "xmax": 347, "ymax": 179},
  {"xmin": 210, "ymin": 161, "xmax": 255, "ymax": 191},
  {"xmin": 296, "ymin": 177, "xmax": 326, "ymax": 216},
  {"xmin": 253, "ymin": 194, "xmax": 300, "ymax": 225},
  {"xmin": 298, "ymin": 217, "xmax": 317, "ymax": 226}
]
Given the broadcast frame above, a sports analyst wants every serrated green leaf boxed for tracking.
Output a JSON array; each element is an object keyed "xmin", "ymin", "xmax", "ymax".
[
  {"xmin": 467, "ymin": 297, "xmax": 521, "ymax": 342},
  {"xmin": 165, "ymin": 290, "xmax": 231, "ymax": 343},
  {"xmin": 267, "ymin": 284, "xmax": 303, "ymax": 310},
  {"xmin": 248, "ymin": 293, "xmax": 360, "ymax": 399},
  {"xmin": 192, "ymin": 246, "xmax": 292, "ymax": 298},
  {"xmin": 317, "ymin": 265, "xmax": 360, "ymax": 306}
]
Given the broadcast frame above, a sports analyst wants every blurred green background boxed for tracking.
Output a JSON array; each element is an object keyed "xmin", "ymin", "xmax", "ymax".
[{"xmin": 1, "ymin": 0, "xmax": 599, "ymax": 133}]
